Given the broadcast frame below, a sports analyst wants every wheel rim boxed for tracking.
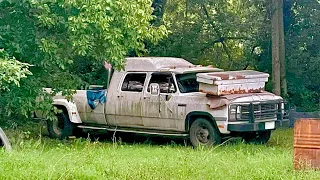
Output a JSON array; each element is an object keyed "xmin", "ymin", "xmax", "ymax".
[{"xmin": 195, "ymin": 125, "xmax": 210, "ymax": 144}]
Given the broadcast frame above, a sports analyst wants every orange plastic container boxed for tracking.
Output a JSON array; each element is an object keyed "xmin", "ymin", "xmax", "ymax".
[{"xmin": 294, "ymin": 118, "xmax": 320, "ymax": 170}]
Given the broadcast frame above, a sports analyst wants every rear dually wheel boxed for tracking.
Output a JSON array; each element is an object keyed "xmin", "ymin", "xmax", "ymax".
[{"xmin": 47, "ymin": 110, "xmax": 74, "ymax": 139}]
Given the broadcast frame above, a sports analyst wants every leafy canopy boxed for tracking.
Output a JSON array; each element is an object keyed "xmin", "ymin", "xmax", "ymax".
[{"xmin": 0, "ymin": 0, "xmax": 167, "ymax": 118}]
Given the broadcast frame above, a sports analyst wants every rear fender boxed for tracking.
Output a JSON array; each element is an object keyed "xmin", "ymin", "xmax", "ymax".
[{"xmin": 52, "ymin": 99, "xmax": 82, "ymax": 124}]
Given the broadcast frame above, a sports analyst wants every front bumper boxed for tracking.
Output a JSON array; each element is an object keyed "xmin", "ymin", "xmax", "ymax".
[
  {"xmin": 227, "ymin": 100, "xmax": 289, "ymax": 132},
  {"xmin": 227, "ymin": 119, "xmax": 289, "ymax": 132}
]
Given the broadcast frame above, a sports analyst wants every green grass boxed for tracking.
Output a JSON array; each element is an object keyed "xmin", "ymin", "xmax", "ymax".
[{"xmin": 1, "ymin": 127, "xmax": 320, "ymax": 180}]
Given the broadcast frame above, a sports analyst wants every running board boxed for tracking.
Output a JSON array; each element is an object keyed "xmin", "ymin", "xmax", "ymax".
[
  {"xmin": 77, "ymin": 125, "xmax": 107, "ymax": 130},
  {"xmin": 77, "ymin": 125, "xmax": 189, "ymax": 137}
]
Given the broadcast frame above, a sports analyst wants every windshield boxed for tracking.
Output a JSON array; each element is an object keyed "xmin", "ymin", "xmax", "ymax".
[{"xmin": 176, "ymin": 73, "xmax": 199, "ymax": 93}]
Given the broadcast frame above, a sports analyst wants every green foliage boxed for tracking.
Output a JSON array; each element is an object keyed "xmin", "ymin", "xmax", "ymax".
[
  {"xmin": 0, "ymin": 0, "xmax": 167, "ymax": 119},
  {"xmin": 32, "ymin": 0, "xmax": 167, "ymax": 69},
  {"xmin": 0, "ymin": 49, "xmax": 31, "ymax": 91},
  {"xmin": 1, "ymin": 0, "xmax": 320, "ymax": 116},
  {"xmin": 149, "ymin": 0, "xmax": 267, "ymax": 70},
  {"xmin": 149, "ymin": 0, "xmax": 320, "ymax": 111},
  {"xmin": 285, "ymin": 0, "xmax": 320, "ymax": 111}
]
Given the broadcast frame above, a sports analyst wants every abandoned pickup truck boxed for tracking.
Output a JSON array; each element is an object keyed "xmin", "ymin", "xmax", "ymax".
[{"xmin": 36, "ymin": 57, "xmax": 289, "ymax": 147}]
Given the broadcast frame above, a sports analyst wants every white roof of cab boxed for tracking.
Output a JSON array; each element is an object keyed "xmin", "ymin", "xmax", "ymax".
[{"xmin": 125, "ymin": 57, "xmax": 223, "ymax": 74}]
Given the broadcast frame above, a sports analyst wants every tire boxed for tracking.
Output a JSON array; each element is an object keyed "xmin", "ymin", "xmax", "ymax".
[
  {"xmin": 189, "ymin": 118, "xmax": 221, "ymax": 147},
  {"xmin": 242, "ymin": 130, "xmax": 271, "ymax": 144},
  {"xmin": 47, "ymin": 111, "xmax": 74, "ymax": 139}
]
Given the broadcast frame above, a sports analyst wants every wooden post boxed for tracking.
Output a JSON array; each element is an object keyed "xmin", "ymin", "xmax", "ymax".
[
  {"xmin": 271, "ymin": 0, "xmax": 281, "ymax": 96},
  {"xmin": 279, "ymin": 0, "xmax": 287, "ymax": 96}
]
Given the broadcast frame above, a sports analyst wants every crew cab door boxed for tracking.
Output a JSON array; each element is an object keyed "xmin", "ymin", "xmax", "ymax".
[
  {"xmin": 115, "ymin": 72, "xmax": 146, "ymax": 127},
  {"xmin": 142, "ymin": 72, "xmax": 184, "ymax": 131},
  {"xmin": 71, "ymin": 88, "xmax": 107, "ymax": 125},
  {"xmin": 84, "ymin": 87, "xmax": 107, "ymax": 125}
]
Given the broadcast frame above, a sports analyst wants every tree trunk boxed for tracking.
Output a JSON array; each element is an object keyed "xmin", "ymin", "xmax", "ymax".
[
  {"xmin": 151, "ymin": 0, "xmax": 168, "ymax": 26},
  {"xmin": 279, "ymin": 0, "xmax": 287, "ymax": 97},
  {"xmin": 271, "ymin": 0, "xmax": 281, "ymax": 96}
]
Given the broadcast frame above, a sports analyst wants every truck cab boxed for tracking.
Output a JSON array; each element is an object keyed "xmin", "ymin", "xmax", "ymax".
[{"xmin": 41, "ymin": 57, "xmax": 289, "ymax": 147}]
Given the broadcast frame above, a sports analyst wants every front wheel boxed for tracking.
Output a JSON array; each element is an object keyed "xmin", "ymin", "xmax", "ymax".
[
  {"xmin": 242, "ymin": 130, "xmax": 271, "ymax": 144},
  {"xmin": 47, "ymin": 111, "xmax": 74, "ymax": 139},
  {"xmin": 189, "ymin": 118, "xmax": 221, "ymax": 147}
]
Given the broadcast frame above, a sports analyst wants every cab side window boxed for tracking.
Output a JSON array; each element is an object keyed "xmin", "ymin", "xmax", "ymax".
[
  {"xmin": 148, "ymin": 73, "xmax": 176, "ymax": 93},
  {"xmin": 121, "ymin": 73, "xmax": 146, "ymax": 92}
]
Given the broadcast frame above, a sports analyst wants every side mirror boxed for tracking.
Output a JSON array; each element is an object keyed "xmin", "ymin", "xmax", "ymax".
[
  {"xmin": 169, "ymin": 84, "xmax": 176, "ymax": 93},
  {"xmin": 149, "ymin": 83, "xmax": 160, "ymax": 95}
]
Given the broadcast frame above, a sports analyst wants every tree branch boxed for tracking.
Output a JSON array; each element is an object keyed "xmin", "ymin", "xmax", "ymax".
[
  {"xmin": 201, "ymin": 3, "xmax": 233, "ymax": 68},
  {"xmin": 199, "ymin": 36, "xmax": 252, "ymax": 54}
]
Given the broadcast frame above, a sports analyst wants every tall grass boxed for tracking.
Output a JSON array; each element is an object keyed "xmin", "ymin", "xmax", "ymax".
[{"xmin": 1, "ymin": 128, "xmax": 320, "ymax": 179}]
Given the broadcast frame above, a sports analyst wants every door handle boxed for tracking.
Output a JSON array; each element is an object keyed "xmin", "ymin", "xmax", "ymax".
[
  {"xmin": 117, "ymin": 95, "xmax": 123, "ymax": 98},
  {"xmin": 143, "ymin": 96, "xmax": 150, "ymax": 99}
]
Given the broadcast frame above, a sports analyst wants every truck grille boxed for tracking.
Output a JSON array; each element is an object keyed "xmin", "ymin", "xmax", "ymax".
[
  {"xmin": 229, "ymin": 100, "xmax": 289, "ymax": 122},
  {"xmin": 240, "ymin": 103, "xmax": 278, "ymax": 121}
]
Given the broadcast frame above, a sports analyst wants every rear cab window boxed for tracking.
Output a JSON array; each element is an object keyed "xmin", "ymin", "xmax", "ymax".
[{"xmin": 121, "ymin": 73, "xmax": 147, "ymax": 92}]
